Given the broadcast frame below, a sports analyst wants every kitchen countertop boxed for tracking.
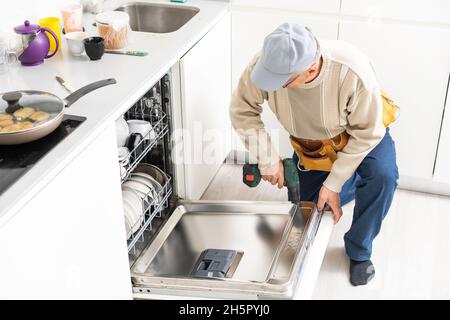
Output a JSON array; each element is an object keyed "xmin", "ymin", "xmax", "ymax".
[{"xmin": 0, "ymin": 0, "xmax": 230, "ymax": 225}]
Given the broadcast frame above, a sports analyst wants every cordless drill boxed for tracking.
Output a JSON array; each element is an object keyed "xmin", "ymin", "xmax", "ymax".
[{"xmin": 242, "ymin": 159, "xmax": 301, "ymax": 204}]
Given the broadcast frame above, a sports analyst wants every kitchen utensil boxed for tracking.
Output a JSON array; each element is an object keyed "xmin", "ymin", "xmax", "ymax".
[
  {"xmin": 61, "ymin": 3, "xmax": 83, "ymax": 33},
  {"xmin": 65, "ymin": 31, "xmax": 88, "ymax": 56},
  {"xmin": 115, "ymin": 116, "xmax": 129, "ymax": 147},
  {"xmin": 83, "ymin": 36, "xmax": 104, "ymax": 60},
  {"xmin": 126, "ymin": 133, "xmax": 143, "ymax": 159},
  {"xmin": 0, "ymin": 78, "xmax": 116, "ymax": 145},
  {"xmin": 127, "ymin": 119, "xmax": 155, "ymax": 141},
  {"xmin": 38, "ymin": 17, "xmax": 62, "ymax": 52},
  {"xmin": 14, "ymin": 20, "xmax": 59, "ymax": 66},
  {"xmin": 56, "ymin": 76, "xmax": 75, "ymax": 93},
  {"xmin": 95, "ymin": 11, "xmax": 130, "ymax": 49},
  {"xmin": 104, "ymin": 50, "xmax": 148, "ymax": 56}
]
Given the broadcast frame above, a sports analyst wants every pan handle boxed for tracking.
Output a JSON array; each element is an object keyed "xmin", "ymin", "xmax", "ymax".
[{"xmin": 64, "ymin": 78, "xmax": 117, "ymax": 107}]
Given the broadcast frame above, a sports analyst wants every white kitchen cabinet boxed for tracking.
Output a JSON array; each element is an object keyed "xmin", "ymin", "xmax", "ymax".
[
  {"xmin": 232, "ymin": 0, "xmax": 340, "ymax": 14},
  {"xmin": 231, "ymin": 8, "xmax": 339, "ymax": 159},
  {"xmin": 339, "ymin": 21, "xmax": 450, "ymax": 180},
  {"xmin": 341, "ymin": 0, "xmax": 450, "ymax": 25},
  {"xmin": 0, "ymin": 123, "xmax": 132, "ymax": 299},
  {"xmin": 179, "ymin": 12, "xmax": 232, "ymax": 200},
  {"xmin": 434, "ymin": 74, "xmax": 450, "ymax": 183}
]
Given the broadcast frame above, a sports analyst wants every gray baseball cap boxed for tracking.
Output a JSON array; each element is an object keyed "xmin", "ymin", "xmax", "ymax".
[{"xmin": 251, "ymin": 23, "xmax": 318, "ymax": 91}]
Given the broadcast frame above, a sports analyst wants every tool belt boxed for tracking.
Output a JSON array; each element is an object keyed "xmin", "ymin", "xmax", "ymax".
[
  {"xmin": 290, "ymin": 90, "xmax": 399, "ymax": 172},
  {"xmin": 290, "ymin": 131, "xmax": 349, "ymax": 172}
]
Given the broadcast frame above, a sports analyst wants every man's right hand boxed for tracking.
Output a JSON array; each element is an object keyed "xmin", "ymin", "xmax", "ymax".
[{"xmin": 261, "ymin": 160, "xmax": 285, "ymax": 188}]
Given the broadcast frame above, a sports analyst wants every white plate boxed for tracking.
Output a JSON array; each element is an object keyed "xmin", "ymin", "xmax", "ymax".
[
  {"xmin": 124, "ymin": 215, "xmax": 132, "ymax": 239},
  {"xmin": 123, "ymin": 180, "xmax": 152, "ymax": 199},
  {"xmin": 122, "ymin": 186, "xmax": 143, "ymax": 226},
  {"xmin": 129, "ymin": 174, "xmax": 158, "ymax": 201},
  {"xmin": 134, "ymin": 163, "xmax": 168, "ymax": 186},
  {"xmin": 131, "ymin": 172, "xmax": 162, "ymax": 204},
  {"xmin": 122, "ymin": 199, "xmax": 140, "ymax": 233}
]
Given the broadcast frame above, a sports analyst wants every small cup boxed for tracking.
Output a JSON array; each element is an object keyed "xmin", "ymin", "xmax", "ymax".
[
  {"xmin": 61, "ymin": 3, "xmax": 83, "ymax": 33},
  {"xmin": 83, "ymin": 36, "xmax": 104, "ymax": 60},
  {"xmin": 127, "ymin": 119, "xmax": 155, "ymax": 141},
  {"xmin": 39, "ymin": 17, "xmax": 62, "ymax": 52},
  {"xmin": 65, "ymin": 31, "xmax": 88, "ymax": 56},
  {"xmin": 126, "ymin": 133, "xmax": 143, "ymax": 162}
]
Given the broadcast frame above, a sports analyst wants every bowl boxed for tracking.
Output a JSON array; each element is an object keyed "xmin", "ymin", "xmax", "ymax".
[
  {"xmin": 65, "ymin": 31, "xmax": 88, "ymax": 56},
  {"xmin": 115, "ymin": 116, "xmax": 130, "ymax": 147},
  {"xmin": 127, "ymin": 119, "xmax": 155, "ymax": 141},
  {"xmin": 83, "ymin": 36, "xmax": 105, "ymax": 60}
]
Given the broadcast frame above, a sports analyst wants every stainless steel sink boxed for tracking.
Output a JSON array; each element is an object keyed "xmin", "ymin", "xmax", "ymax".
[{"xmin": 115, "ymin": 2, "xmax": 200, "ymax": 33}]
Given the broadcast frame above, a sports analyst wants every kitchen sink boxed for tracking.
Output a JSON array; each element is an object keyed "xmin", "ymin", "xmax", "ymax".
[{"xmin": 115, "ymin": 2, "xmax": 200, "ymax": 33}]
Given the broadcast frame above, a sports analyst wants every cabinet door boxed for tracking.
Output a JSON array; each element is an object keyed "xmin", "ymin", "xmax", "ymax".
[
  {"xmin": 231, "ymin": 9, "xmax": 339, "ymax": 159},
  {"xmin": 0, "ymin": 124, "xmax": 132, "ymax": 299},
  {"xmin": 434, "ymin": 74, "xmax": 450, "ymax": 183},
  {"xmin": 341, "ymin": 0, "xmax": 450, "ymax": 25},
  {"xmin": 179, "ymin": 13, "xmax": 232, "ymax": 200},
  {"xmin": 339, "ymin": 21, "xmax": 450, "ymax": 180}
]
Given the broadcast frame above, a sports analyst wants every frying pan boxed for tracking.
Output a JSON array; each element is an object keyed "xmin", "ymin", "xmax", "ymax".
[{"xmin": 0, "ymin": 78, "xmax": 116, "ymax": 145}]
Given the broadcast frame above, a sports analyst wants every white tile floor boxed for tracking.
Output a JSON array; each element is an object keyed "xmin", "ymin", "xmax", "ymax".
[{"xmin": 201, "ymin": 164, "xmax": 450, "ymax": 299}]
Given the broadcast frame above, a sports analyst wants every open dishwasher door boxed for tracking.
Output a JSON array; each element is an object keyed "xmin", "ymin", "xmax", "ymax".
[{"xmin": 130, "ymin": 200, "xmax": 333, "ymax": 300}]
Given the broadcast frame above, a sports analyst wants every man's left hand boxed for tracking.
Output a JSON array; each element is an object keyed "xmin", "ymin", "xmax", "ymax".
[{"xmin": 317, "ymin": 185, "xmax": 343, "ymax": 224}]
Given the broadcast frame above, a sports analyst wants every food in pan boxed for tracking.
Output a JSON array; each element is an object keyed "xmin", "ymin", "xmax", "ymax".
[
  {"xmin": 0, "ymin": 121, "xmax": 33, "ymax": 133},
  {"xmin": 0, "ymin": 119, "xmax": 14, "ymax": 128},
  {"xmin": 29, "ymin": 111, "xmax": 50, "ymax": 122},
  {"xmin": 0, "ymin": 113, "xmax": 13, "ymax": 121},
  {"xmin": 13, "ymin": 107, "xmax": 35, "ymax": 119}
]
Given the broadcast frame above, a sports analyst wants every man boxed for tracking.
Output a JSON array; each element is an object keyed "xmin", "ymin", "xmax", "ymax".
[{"xmin": 230, "ymin": 23, "xmax": 399, "ymax": 286}]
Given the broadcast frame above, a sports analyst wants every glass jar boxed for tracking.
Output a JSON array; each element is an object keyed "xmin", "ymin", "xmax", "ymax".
[{"xmin": 95, "ymin": 11, "xmax": 130, "ymax": 50}]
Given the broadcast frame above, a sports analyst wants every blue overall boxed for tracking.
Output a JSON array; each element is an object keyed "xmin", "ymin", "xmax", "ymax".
[{"xmin": 290, "ymin": 128, "xmax": 399, "ymax": 261}]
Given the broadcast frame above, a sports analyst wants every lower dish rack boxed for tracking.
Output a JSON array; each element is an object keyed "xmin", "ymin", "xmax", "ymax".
[{"xmin": 127, "ymin": 175, "xmax": 172, "ymax": 253}]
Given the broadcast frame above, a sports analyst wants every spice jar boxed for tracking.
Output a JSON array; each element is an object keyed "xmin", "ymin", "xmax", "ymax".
[{"xmin": 95, "ymin": 11, "xmax": 130, "ymax": 50}]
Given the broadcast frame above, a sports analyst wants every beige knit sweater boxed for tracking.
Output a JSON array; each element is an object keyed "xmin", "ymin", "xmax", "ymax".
[{"xmin": 230, "ymin": 40, "xmax": 386, "ymax": 193}]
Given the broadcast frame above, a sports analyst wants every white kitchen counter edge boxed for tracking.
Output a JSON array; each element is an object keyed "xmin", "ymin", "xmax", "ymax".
[{"xmin": 0, "ymin": 0, "xmax": 230, "ymax": 225}]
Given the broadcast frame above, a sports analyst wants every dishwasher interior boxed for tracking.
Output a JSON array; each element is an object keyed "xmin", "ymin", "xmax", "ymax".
[
  {"xmin": 117, "ymin": 71, "xmax": 324, "ymax": 299},
  {"xmin": 118, "ymin": 73, "xmax": 176, "ymax": 263}
]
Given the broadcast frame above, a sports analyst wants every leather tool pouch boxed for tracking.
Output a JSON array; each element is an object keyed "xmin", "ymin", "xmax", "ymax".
[
  {"xmin": 381, "ymin": 89, "xmax": 400, "ymax": 127},
  {"xmin": 290, "ymin": 131, "xmax": 350, "ymax": 172}
]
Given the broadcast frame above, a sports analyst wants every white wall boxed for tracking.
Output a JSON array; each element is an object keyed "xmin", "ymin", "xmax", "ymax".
[{"xmin": 0, "ymin": 0, "xmax": 74, "ymax": 39}]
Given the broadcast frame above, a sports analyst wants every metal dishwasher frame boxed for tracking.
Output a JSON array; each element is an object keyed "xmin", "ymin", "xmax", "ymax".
[{"xmin": 118, "ymin": 64, "xmax": 331, "ymax": 299}]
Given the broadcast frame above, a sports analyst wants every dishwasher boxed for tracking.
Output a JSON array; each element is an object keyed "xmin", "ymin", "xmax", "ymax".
[{"xmin": 118, "ymin": 66, "xmax": 333, "ymax": 300}]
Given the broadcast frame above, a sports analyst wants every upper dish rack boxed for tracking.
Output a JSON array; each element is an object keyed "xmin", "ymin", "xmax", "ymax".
[{"xmin": 120, "ymin": 94, "xmax": 169, "ymax": 183}]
